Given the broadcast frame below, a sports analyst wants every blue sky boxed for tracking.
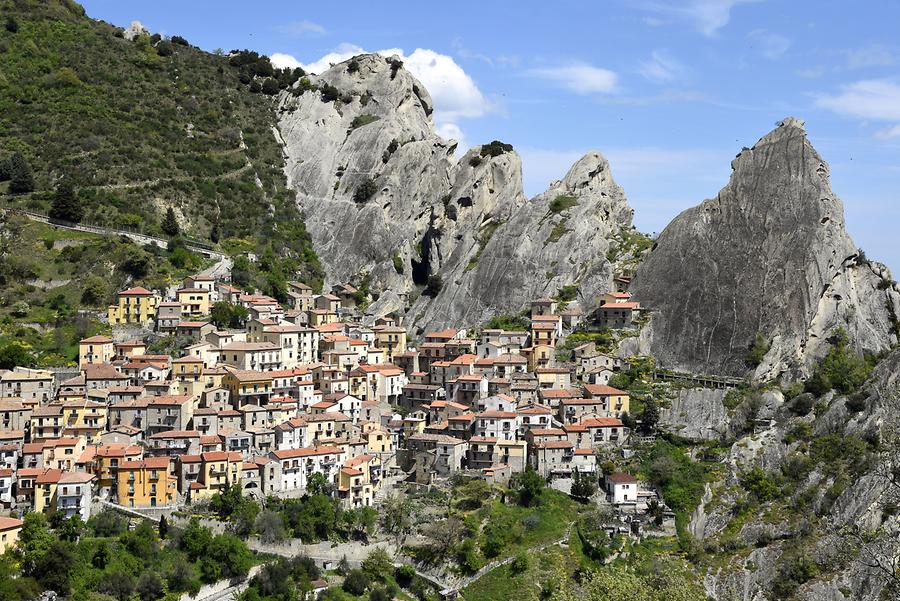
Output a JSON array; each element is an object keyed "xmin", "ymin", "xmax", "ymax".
[{"xmin": 81, "ymin": 0, "xmax": 900, "ymax": 269}]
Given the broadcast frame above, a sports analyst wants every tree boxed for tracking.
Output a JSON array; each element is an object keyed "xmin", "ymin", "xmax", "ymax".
[
  {"xmin": 641, "ymin": 397, "xmax": 660, "ymax": 433},
  {"xmin": 342, "ymin": 569, "xmax": 370, "ymax": 596},
  {"xmin": 0, "ymin": 341, "xmax": 36, "ymax": 369},
  {"xmin": 254, "ymin": 510, "xmax": 287, "ymax": 543},
  {"xmin": 5, "ymin": 16, "xmax": 18, "ymax": 32},
  {"xmin": 380, "ymin": 493, "xmax": 412, "ymax": 547},
  {"xmin": 261, "ymin": 78, "xmax": 279, "ymax": 95},
  {"xmin": 81, "ymin": 275, "xmax": 109, "ymax": 306},
  {"xmin": 136, "ymin": 571, "xmax": 165, "ymax": 601},
  {"xmin": 515, "ymin": 466, "xmax": 545, "ymax": 507},
  {"xmin": 158, "ymin": 515, "xmax": 169, "ymax": 539},
  {"xmin": 306, "ymin": 472, "xmax": 332, "ymax": 497},
  {"xmin": 805, "ymin": 327, "xmax": 873, "ymax": 396},
  {"xmin": 571, "ymin": 469, "xmax": 597, "ymax": 501},
  {"xmin": 353, "ymin": 177, "xmax": 378, "ymax": 203},
  {"xmin": 424, "ymin": 274, "xmax": 443, "ymax": 297},
  {"xmin": 8, "ymin": 152, "xmax": 35, "ymax": 194},
  {"xmin": 362, "ymin": 548, "xmax": 393, "ymax": 583},
  {"xmin": 98, "ymin": 569, "xmax": 136, "ymax": 601},
  {"xmin": 29, "ymin": 540, "xmax": 75, "ymax": 594},
  {"xmin": 161, "ymin": 207, "xmax": 180, "ymax": 236},
  {"xmin": 49, "ymin": 177, "xmax": 83, "ymax": 222}
]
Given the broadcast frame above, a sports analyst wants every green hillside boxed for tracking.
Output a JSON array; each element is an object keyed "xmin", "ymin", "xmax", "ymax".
[{"xmin": 0, "ymin": 0, "xmax": 322, "ymax": 294}]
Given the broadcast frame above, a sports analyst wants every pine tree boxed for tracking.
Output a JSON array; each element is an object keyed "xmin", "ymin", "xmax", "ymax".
[
  {"xmin": 49, "ymin": 178, "xmax": 83, "ymax": 223},
  {"xmin": 161, "ymin": 207, "xmax": 180, "ymax": 237},
  {"xmin": 8, "ymin": 152, "xmax": 34, "ymax": 194}
]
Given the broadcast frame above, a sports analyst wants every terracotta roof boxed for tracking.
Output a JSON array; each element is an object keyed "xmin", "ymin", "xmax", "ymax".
[
  {"xmin": 583, "ymin": 384, "xmax": 628, "ymax": 396},
  {"xmin": 0, "ymin": 516, "xmax": 23, "ymax": 530},
  {"xmin": 80, "ymin": 335, "xmax": 113, "ymax": 344},
  {"xmin": 580, "ymin": 417, "xmax": 624, "ymax": 428},
  {"xmin": 606, "ymin": 472, "xmax": 637, "ymax": 483},
  {"xmin": 119, "ymin": 286, "xmax": 154, "ymax": 296}
]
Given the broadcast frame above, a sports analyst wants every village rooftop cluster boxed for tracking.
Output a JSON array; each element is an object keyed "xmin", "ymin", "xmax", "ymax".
[{"xmin": 0, "ymin": 273, "xmax": 645, "ymax": 550}]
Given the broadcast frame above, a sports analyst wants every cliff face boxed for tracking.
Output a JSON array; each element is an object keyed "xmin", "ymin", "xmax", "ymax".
[
  {"xmin": 631, "ymin": 118, "xmax": 900, "ymax": 379},
  {"xmin": 687, "ymin": 349, "xmax": 900, "ymax": 601},
  {"xmin": 277, "ymin": 54, "xmax": 633, "ymax": 333}
]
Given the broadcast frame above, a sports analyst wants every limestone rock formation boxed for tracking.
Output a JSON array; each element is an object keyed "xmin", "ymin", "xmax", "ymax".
[
  {"xmin": 277, "ymin": 54, "xmax": 634, "ymax": 332},
  {"xmin": 630, "ymin": 118, "xmax": 900, "ymax": 379}
]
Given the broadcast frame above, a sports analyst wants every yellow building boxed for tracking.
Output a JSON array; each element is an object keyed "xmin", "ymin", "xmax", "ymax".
[
  {"xmin": 362, "ymin": 424, "xmax": 393, "ymax": 454},
  {"xmin": 223, "ymin": 368, "xmax": 273, "ymax": 406},
  {"xmin": 33, "ymin": 468, "xmax": 63, "ymax": 514},
  {"xmin": 61, "ymin": 399, "xmax": 108, "ymax": 442},
  {"xmin": 117, "ymin": 456, "xmax": 176, "ymax": 508},
  {"xmin": 78, "ymin": 335, "xmax": 114, "ymax": 368},
  {"xmin": 373, "ymin": 326, "xmax": 407, "ymax": 362},
  {"xmin": 0, "ymin": 517, "xmax": 23, "ymax": 554},
  {"xmin": 94, "ymin": 444, "xmax": 143, "ymax": 491},
  {"xmin": 190, "ymin": 451, "xmax": 242, "ymax": 501},
  {"xmin": 177, "ymin": 288, "xmax": 211, "ymax": 318},
  {"xmin": 337, "ymin": 454, "xmax": 381, "ymax": 508},
  {"xmin": 108, "ymin": 287, "xmax": 160, "ymax": 326}
]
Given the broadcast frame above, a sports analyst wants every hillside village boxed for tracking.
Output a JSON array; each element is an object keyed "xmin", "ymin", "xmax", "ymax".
[{"xmin": 0, "ymin": 269, "xmax": 656, "ymax": 547}]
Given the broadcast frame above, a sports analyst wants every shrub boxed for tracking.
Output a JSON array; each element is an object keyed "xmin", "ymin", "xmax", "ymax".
[
  {"xmin": 156, "ymin": 41, "xmax": 174, "ymax": 56},
  {"xmin": 746, "ymin": 333, "xmax": 770, "ymax": 367},
  {"xmin": 261, "ymin": 78, "xmax": 279, "ymax": 95},
  {"xmin": 805, "ymin": 328, "xmax": 873, "ymax": 396},
  {"xmin": 347, "ymin": 58, "xmax": 360, "ymax": 73},
  {"xmin": 170, "ymin": 35, "xmax": 189, "ymax": 46},
  {"xmin": 845, "ymin": 390, "xmax": 868, "ymax": 413},
  {"xmin": 389, "ymin": 58, "xmax": 403, "ymax": 78},
  {"xmin": 5, "ymin": 16, "xmax": 18, "ymax": 32},
  {"xmin": 789, "ymin": 393, "xmax": 815, "ymax": 416},
  {"xmin": 480, "ymin": 140, "xmax": 514, "ymax": 157},
  {"xmin": 353, "ymin": 178, "xmax": 378, "ymax": 203},
  {"xmin": 349, "ymin": 114, "xmax": 380, "ymax": 129},
  {"xmin": 548, "ymin": 194, "xmax": 578, "ymax": 214},
  {"xmin": 468, "ymin": 155, "xmax": 483, "ymax": 167},
  {"xmin": 783, "ymin": 421, "xmax": 812, "ymax": 444},
  {"xmin": 511, "ymin": 552, "xmax": 530, "ymax": 574},
  {"xmin": 342, "ymin": 569, "xmax": 369, "ymax": 596},
  {"xmin": 739, "ymin": 467, "xmax": 780, "ymax": 503},
  {"xmin": 424, "ymin": 274, "xmax": 443, "ymax": 297},
  {"xmin": 392, "ymin": 252, "xmax": 404, "ymax": 274}
]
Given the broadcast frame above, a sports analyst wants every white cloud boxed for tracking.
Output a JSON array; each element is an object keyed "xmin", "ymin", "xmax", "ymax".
[
  {"xmin": 270, "ymin": 52, "xmax": 303, "ymax": 70},
  {"xmin": 299, "ymin": 42, "xmax": 365, "ymax": 74},
  {"xmin": 816, "ymin": 80, "xmax": 900, "ymax": 121},
  {"xmin": 746, "ymin": 29, "xmax": 791, "ymax": 59},
  {"xmin": 639, "ymin": 51, "xmax": 686, "ymax": 84},
  {"xmin": 874, "ymin": 124, "xmax": 900, "ymax": 140},
  {"xmin": 637, "ymin": 0, "xmax": 760, "ymax": 37},
  {"xmin": 400, "ymin": 48, "xmax": 489, "ymax": 119},
  {"xmin": 276, "ymin": 20, "xmax": 326, "ymax": 36},
  {"xmin": 526, "ymin": 63, "xmax": 618, "ymax": 94},
  {"xmin": 844, "ymin": 44, "xmax": 895, "ymax": 69}
]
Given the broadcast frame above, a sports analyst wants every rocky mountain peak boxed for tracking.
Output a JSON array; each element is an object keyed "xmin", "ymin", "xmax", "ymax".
[
  {"xmin": 277, "ymin": 57, "xmax": 635, "ymax": 332},
  {"xmin": 630, "ymin": 117, "xmax": 899, "ymax": 379}
]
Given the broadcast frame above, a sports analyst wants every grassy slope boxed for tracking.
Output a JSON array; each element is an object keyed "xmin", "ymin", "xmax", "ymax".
[
  {"xmin": 0, "ymin": 213, "xmax": 209, "ymax": 365},
  {"xmin": 0, "ymin": 0, "xmax": 322, "ymax": 289}
]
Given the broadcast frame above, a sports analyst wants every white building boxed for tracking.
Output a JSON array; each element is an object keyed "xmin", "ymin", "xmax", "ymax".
[
  {"xmin": 605, "ymin": 472, "xmax": 638, "ymax": 504},
  {"xmin": 269, "ymin": 445, "xmax": 345, "ymax": 493},
  {"xmin": 219, "ymin": 342, "xmax": 283, "ymax": 372},
  {"xmin": 57, "ymin": 472, "xmax": 95, "ymax": 520}
]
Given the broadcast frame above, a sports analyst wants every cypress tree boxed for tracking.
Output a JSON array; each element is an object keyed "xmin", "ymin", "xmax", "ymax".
[
  {"xmin": 8, "ymin": 152, "xmax": 34, "ymax": 193},
  {"xmin": 49, "ymin": 178, "xmax": 83, "ymax": 223},
  {"xmin": 161, "ymin": 207, "xmax": 180, "ymax": 236}
]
